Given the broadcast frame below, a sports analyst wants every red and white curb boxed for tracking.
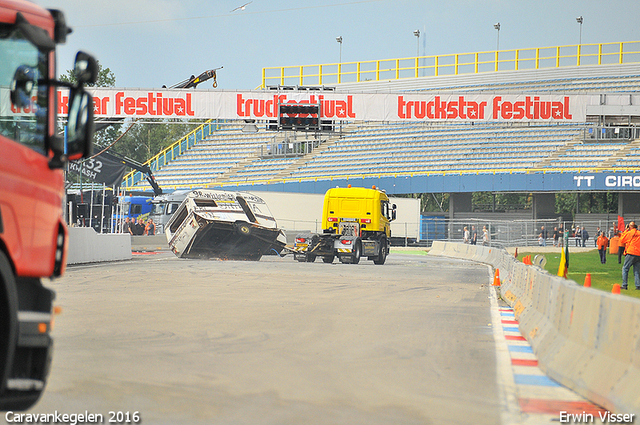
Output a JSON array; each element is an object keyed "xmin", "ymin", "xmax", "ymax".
[{"xmin": 489, "ymin": 277, "xmax": 609, "ymax": 424}]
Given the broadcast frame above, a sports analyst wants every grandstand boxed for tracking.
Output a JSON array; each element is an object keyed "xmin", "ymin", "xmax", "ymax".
[{"xmin": 123, "ymin": 41, "xmax": 640, "ymax": 213}]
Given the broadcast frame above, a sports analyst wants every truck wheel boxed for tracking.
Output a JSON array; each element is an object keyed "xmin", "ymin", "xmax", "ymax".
[
  {"xmin": 351, "ymin": 240, "xmax": 361, "ymax": 264},
  {"xmin": 306, "ymin": 254, "xmax": 317, "ymax": 263},
  {"xmin": 373, "ymin": 237, "xmax": 387, "ymax": 265},
  {"xmin": 322, "ymin": 255, "xmax": 335, "ymax": 263}
]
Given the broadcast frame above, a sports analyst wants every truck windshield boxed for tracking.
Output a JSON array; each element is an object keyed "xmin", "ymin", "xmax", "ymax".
[{"xmin": 0, "ymin": 23, "xmax": 49, "ymax": 154}]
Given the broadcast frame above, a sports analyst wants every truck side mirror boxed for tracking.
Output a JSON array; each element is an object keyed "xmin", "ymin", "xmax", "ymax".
[
  {"xmin": 66, "ymin": 88, "xmax": 93, "ymax": 160},
  {"xmin": 74, "ymin": 51, "xmax": 98, "ymax": 85},
  {"xmin": 9, "ymin": 65, "xmax": 36, "ymax": 108},
  {"xmin": 391, "ymin": 204, "xmax": 397, "ymax": 221}
]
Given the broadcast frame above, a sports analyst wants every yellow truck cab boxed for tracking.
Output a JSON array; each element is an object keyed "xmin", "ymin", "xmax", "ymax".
[{"xmin": 295, "ymin": 186, "xmax": 396, "ymax": 264}]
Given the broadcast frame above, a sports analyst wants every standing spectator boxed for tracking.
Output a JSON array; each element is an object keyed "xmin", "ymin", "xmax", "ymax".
[
  {"xmin": 134, "ymin": 217, "xmax": 145, "ymax": 235},
  {"xmin": 558, "ymin": 225, "xmax": 564, "ymax": 247},
  {"xmin": 581, "ymin": 227, "xmax": 589, "ymax": 248},
  {"xmin": 482, "ymin": 226, "xmax": 489, "ymax": 246},
  {"xmin": 123, "ymin": 217, "xmax": 133, "ymax": 235},
  {"xmin": 575, "ymin": 226, "xmax": 582, "ymax": 247},
  {"xmin": 597, "ymin": 232, "xmax": 609, "ymax": 264},
  {"xmin": 463, "ymin": 226, "xmax": 470, "ymax": 243},
  {"xmin": 471, "ymin": 226, "xmax": 478, "ymax": 245},
  {"xmin": 618, "ymin": 229, "xmax": 626, "ymax": 264},
  {"xmin": 540, "ymin": 226, "xmax": 548, "ymax": 246},
  {"xmin": 538, "ymin": 233, "xmax": 544, "ymax": 246},
  {"xmin": 145, "ymin": 219, "xmax": 156, "ymax": 236},
  {"xmin": 619, "ymin": 222, "xmax": 640, "ymax": 290},
  {"xmin": 595, "ymin": 227, "xmax": 602, "ymax": 247},
  {"xmin": 552, "ymin": 227, "xmax": 559, "ymax": 247}
]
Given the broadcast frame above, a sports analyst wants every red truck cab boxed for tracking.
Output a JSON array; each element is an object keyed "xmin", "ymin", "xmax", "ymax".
[{"xmin": 0, "ymin": 0, "xmax": 96, "ymax": 410}]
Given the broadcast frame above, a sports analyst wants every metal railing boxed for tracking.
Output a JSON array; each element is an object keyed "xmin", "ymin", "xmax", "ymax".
[
  {"xmin": 260, "ymin": 41, "xmax": 640, "ymax": 88},
  {"xmin": 122, "ymin": 119, "xmax": 218, "ymax": 188},
  {"xmin": 584, "ymin": 125, "xmax": 640, "ymax": 141}
]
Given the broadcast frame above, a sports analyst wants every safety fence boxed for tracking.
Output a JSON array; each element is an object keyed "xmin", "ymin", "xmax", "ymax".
[
  {"xmin": 261, "ymin": 41, "xmax": 640, "ymax": 88},
  {"xmin": 421, "ymin": 217, "xmax": 629, "ymax": 248},
  {"xmin": 429, "ymin": 241, "xmax": 640, "ymax": 415}
]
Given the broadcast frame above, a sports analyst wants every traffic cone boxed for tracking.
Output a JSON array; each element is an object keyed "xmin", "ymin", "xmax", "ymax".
[
  {"xmin": 612, "ymin": 284, "xmax": 621, "ymax": 294},
  {"xmin": 584, "ymin": 273, "xmax": 591, "ymax": 287},
  {"xmin": 514, "ymin": 247, "xmax": 518, "ymax": 258},
  {"xmin": 492, "ymin": 269, "xmax": 501, "ymax": 286}
]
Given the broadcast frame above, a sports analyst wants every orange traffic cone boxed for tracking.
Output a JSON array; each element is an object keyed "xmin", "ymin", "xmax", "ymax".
[
  {"xmin": 492, "ymin": 269, "xmax": 501, "ymax": 286},
  {"xmin": 584, "ymin": 273, "xmax": 591, "ymax": 288},
  {"xmin": 612, "ymin": 284, "xmax": 621, "ymax": 294},
  {"xmin": 514, "ymin": 247, "xmax": 518, "ymax": 258}
]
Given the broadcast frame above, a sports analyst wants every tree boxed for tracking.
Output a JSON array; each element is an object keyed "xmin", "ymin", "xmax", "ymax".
[{"xmin": 59, "ymin": 60, "xmax": 116, "ymax": 87}]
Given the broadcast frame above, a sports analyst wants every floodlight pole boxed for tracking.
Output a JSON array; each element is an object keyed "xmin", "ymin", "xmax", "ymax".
[
  {"xmin": 336, "ymin": 36, "xmax": 343, "ymax": 83},
  {"xmin": 576, "ymin": 16, "xmax": 583, "ymax": 45}
]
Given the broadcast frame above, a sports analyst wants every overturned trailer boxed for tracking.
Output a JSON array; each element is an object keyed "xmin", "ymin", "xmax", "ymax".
[{"xmin": 165, "ymin": 189, "xmax": 287, "ymax": 260}]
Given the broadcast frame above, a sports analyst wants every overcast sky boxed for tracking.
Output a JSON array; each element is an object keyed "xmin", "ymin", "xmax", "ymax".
[{"xmin": 43, "ymin": 0, "xmax": 640, "ymax": 91}]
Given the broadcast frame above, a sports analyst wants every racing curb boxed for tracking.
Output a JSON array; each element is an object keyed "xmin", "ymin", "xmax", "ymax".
[{"xmin": 429, "ymin": 241, "xmax": 640, "ymax": 416}]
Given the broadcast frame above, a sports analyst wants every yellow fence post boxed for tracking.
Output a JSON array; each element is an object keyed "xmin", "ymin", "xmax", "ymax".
[
  {"xmin": 556, "ymin": 46, "xmax": 560, "ymax": 67},
  {"xmin": 415, "ymin": 57, "xmax": 419, "ymax": 78},
  {"xmin": 535, "ymin": 48, "xmax": 540, "ymax": 69},
  {"xmin": 299, "ymin": 65, "xmax": 303, "ymax": 86},
  {"xmin": 376, "ymin": 60, "xmax": 380, "ymax": 81},
  {"xmin": 515, "ymin": 49, "xmax": 519, "ymax": 70},
  {"xmin": 619, "ymin": 42, "xmax": 624, "ymax": 64},
  {"xmin": 577, "ymin": 44, "xmax": 581, "ymax": 66},
  {"xmin": 598, "ymin": 43, "xmax": 602, "ymax": 65},
  {"xmin": 434, "ymin": 55, "xmax": 438, "ymax": 76},
  {"xmin": 280, "ymin": 67, "xmax": 285, "ymax": 86},
  {"xmin": 494, "ymin": 51, "xmax": 498, "ymax": 72},
  {"xmin": 396, "ymin": 59, "xmax": 400, "ymax": 80},
  {"xmin": 357, "ymin": 62, "xmax": 361, "ymax": 82},
  {"xmin": 474, "ymin": 52, "xmax": 479, "ymax": 73},
  {"xmin": 319, "ymin": 64, "xmax": 322, "ymax": 85}
]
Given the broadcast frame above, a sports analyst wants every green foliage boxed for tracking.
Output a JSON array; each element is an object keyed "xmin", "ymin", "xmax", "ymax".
[
  {"xmin": 109, "ymin": 120, "xmax": 200, "ymax": 164},
  {"xmin": 59, "ymin": 60, "xmax": 116, "ymax": 87},
  {"xmin": 518, "ymin": 249, "xmax": 640, "ymax": 299}
]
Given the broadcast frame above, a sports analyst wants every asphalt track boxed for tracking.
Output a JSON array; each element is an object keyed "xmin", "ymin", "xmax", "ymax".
[{"xmin": 19, "ymin": 252, "xmax": 503, "ymax": 425}]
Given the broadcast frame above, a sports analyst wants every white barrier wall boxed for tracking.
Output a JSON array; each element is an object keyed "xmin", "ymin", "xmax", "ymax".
[
  {"xmin": 429, "ymin": 241, "xmax": 640, "ymax": 415},
  {"xmin": 67, "ymin": 228, "xmax": 132, "ymax": 265}
]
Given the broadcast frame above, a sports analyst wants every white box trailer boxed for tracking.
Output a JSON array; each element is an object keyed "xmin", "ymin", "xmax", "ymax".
[{"xmin": 165, "ymin": 189, "xmax": 286, "ymax": 260}]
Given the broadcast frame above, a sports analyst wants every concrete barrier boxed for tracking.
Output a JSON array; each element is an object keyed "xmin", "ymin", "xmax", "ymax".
[
  {"xmin": 67, "ymin": 228, "xmax": 131, "ymax": 265},
  {"xmin": 131, "ymin": 235, "xmax": 167, "ymax": 251},
  {"xmin": 429, "ymin": 241, "xmax": 640, "ymax": 415}
]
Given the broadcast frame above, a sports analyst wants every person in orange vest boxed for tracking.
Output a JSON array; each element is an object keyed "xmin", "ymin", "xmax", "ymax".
[
  {"xmin": 619, "ymin": 222, "xmax": 640, "ymax": 290},
  {"xmin": 596, "ymin": 232, "xmax": 609, "ymax": 264},
  {"xmin": 618, "ymin": 229, "xmax": 626, "ymax": 264}
]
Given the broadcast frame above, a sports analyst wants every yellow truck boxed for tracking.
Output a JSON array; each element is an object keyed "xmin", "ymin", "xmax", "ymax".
[{"xmin": 293, "ymin": 186, "xmax": 396, "ymax": 264}]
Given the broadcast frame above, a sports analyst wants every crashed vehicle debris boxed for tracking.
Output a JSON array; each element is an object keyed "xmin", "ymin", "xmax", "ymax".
[{"xmin": 165, "ymin": 189, "xmax": 286, "ymax": 260}]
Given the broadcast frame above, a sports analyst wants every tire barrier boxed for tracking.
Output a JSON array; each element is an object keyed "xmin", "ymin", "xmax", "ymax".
[{"xmin": 429, "ymin": 241, "xmax": 640, "ymax": 415}]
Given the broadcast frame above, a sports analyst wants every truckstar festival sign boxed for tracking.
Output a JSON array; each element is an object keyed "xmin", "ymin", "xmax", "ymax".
[{"xmin": 0, "ymin": 88, "xmax": 599, "ymax": 122}]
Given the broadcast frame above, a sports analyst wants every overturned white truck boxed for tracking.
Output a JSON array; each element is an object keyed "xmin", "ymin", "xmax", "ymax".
[{"xmin": 165, "ymin": 189, "xmax": 287, "ymax": 260}]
